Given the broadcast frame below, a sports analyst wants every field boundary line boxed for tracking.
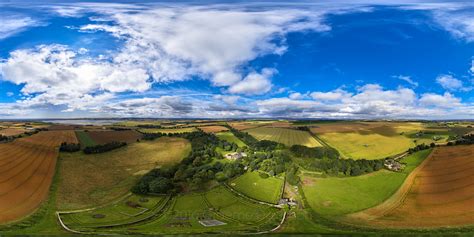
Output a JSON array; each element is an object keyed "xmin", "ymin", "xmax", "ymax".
[{"xmin": 250, "ymin": 211, "xmax": 287, "ymax": 235}]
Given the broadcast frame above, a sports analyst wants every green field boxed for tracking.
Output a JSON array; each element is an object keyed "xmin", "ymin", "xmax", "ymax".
[
  {"xmin": 57, "ymin": 137, "xmax": 191, "ymax": 210},
  {"xmin": 60, "ymin": 194, "xmax": 169, "ymax": 229},
  {"xmin": 229, "ymin": 171, "xmax": 284, "ymax": 204},
  {"xmin": 75, "ymin": 130, "xmax": 96, "ymax": 147},
  {"xmin": 138, "ymin": 127, "xmax": 197, "ymax": 134},
  {"xmin": 216, "ymin": 132, "xmax": 246, "ymax": 147},
  {"xmin": 246, "ymin": 127, "xmax": 321, "ymax": 147},
  {"xmin": 318, "ymin": 132, "xmax": 413, "ymax": 159},
  {"xmin": 301, "ymin": 149, "xmax": 432, "ymax": 217},
  {"xmin": 59, "ymin": 186, "xmax": 283, "ymax": 235}
]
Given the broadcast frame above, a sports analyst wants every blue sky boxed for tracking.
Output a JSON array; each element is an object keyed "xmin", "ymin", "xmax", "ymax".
[{"xmin": 0, "ymin": 1, "xmax": 473, "ymax": 119}]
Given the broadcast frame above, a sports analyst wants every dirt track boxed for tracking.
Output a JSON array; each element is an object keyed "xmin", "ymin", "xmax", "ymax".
[
  {"xmin": 347, "ymin": 145, "xmax": 474, "ymax": 228},
  {"xmin": 0, "ymin": 131, "xmax": 77, "ymax": 224}
]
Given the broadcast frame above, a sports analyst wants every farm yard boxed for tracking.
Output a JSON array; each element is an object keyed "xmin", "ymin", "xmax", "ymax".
[
  {"xmin": 301, "ymin": 150, "xmax": 432, "ymax": 217},
  {"xmin": 246, "ymin": 127, "xmax": 322, "ymax": 147},
  {"xmin": 198, "ymin": 126, "xmax": 229, "ymax": 133},
  {"xmin": 0, "ymin": 131, "xmax": 77, "ymax": 224},
  {"xmin": 57, "ymin": 137, "xmax": 191, "ymax": 210},
  {"xmin": 349, "ymin": 145, "xmax": 474, "ymax": 228},
  {"xmin": 229, "ymin": 171, "xmax": 284, "ymax": 204}
]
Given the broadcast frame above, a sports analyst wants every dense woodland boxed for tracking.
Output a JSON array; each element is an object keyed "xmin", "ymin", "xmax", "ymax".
[{"xmin": 133, "ymin": 131, "xmax": 291, "ymax": 194}]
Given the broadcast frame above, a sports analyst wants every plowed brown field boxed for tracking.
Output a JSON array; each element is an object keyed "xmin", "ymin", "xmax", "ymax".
[
  {"xmin": 348, "ymin": 145, "xmax": 474, "ymax": 228},
  {"xmin": 0, "ymin": 131, "xmax": 77, "ymax": 224}
]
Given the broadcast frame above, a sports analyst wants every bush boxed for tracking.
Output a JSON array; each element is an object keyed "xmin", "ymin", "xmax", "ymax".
[{"xmin": 59, "ymin": 142, "xmax": 80, "ymax": 152}]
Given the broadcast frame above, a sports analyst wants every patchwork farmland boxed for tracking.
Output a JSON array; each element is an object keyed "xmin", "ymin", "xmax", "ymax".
[
  {"xmin": 0, "ymin": 131, "xmax": 77, "ymax": 223},
  {"xmin": 349, "ymin": 145, "xmax": 474, "ymax": 228},
  {"xmin": 246, "ymin": 127, "xmax": 321, "ymax": 147}
]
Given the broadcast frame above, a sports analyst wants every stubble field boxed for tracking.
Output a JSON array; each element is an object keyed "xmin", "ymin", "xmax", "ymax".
[
  {"xmin": 246, "ymin": 127, "xmax": 321, "ymax": 147},
  {"xmin": 348, "ymin": 145, "xmax": 474, "ymax": 228}
]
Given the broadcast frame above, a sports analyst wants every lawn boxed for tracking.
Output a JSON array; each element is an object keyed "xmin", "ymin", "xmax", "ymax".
[
  {"xmin": 228, "ymin": 171, "xmax": 284, "ymax": 204},
  {"xmin": 246, "ymin": 127, "xmax": 321, "ymax": 147},
  {"xmin": 301, "ymin": 149, "xmax": 432, "ymax": 217},
  {"xmin": 75, "ymin": 130, "xmax": 96, "ymax": 147},
  {"xmin": 57, "ymin": 137, "xmax": 191, "ymax": 210},
  {"xmin": 139, "ymin": 127, "xmax": 197, "ymax": 134},
  {"xmin": 216, "ymin": 132, "xmax": 246, "ymax": 147}
]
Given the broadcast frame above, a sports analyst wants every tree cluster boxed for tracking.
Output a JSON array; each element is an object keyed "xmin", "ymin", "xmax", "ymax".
[
  {"xmin": 448, "ymin": 134, "xmax": 474, "ymax": 145},
  {"xmin": 302, "ymin": 158, "xmax": 385, "ymax": 176},
  {"xmin": 59, "ymin": 142, "xmax": 81, "ymax": 152},
  {"xmin": 290, "ymin": 145, "xmax": 383, "ymax": 176},
  {"xmin": 290, "ymin": 145, "xmax": 339, "ymax": 159},
  {"xmin": 83, "ymin": 141, "xmax": 127, "ymax": 154},
  {"xmin": 132, "ymin": 131, "xmax": 246, "ymax": 194},
  {"xmin": 407, "ymin": 143, "xmax": 433, "ymax": 154}
]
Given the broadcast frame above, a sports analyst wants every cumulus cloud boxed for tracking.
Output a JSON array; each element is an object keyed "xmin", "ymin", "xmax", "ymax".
[
  {"xmin": 310, "ymin": 89, "xmax": 352, "ymax": 101},
  {"xmin": 228, "ymin": 69, "xmax": 274, "ymax": 95},
  {"xmin": 77, "ymin": 5, "xmax": 333, "ymax": 93},
  {"xmin": 0, "ymin": 15, "xmax": 39, "ymax": 39},
  {"xmin": 419, "ymin": 92, "xmax": 462, "ymax": 108},
  {"xmin": 393, "ymin": 75, "xmax": 418, "ymax": 87},
  {"xmin": 0, "ymin": 44, "xmax": 150, "ymax": 110},
  {"xmin": 255, "ymin": 84, "xmax": 471, "ymax": 119},
  {"xmin": 435, "ymin": 74, "xmax": 471, "ymax": 91}
]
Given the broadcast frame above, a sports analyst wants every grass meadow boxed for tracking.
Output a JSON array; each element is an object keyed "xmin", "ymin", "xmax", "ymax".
[
  {"xmin": 301, "ymin": 149, "xmax": 432, "ymax": 217},
  {"xmin": 229, "ymin": 171, "xmax": 284, "ymax": 204},
  {"xmin": 57, "ymin": 137, "xmax": 191, "ymax": 210},
  {"xmin": 216, "ymin": 132, "xmax": 246, "ymax": 147}
]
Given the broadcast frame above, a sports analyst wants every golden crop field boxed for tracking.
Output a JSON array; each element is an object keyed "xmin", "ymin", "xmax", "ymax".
[{"xmin": 311, "ymin": 122, "xmax": 435, "ymax": 159}]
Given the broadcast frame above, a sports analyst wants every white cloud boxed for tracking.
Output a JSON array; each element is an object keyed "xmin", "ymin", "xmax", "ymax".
[
  {"xmin": 419, "ymin": 92, "xmax": 461, "ymax": 108},
  {"xmin": 78, "ymin": 5, "xmax": 332, "ymax": 92},
  {"xmin": 0, "ymin": 44, "xmax": 150, "ymax": 111},
  {"xmin": 6, "ymin": 92, "xmax": 14, "ymax": 97},
  {"xmin": 289, "ymin": 92, "xmax": 304, "ymax": 100},
  {"xmin": 435, "ymin": 74, "xmax": 470, "ymax": 91},
  {"xmin": 393, "ymin": 75, "xmax": 418, "ymax": 87},
  {"xmin": 228, "ymin": 68, "xmax": 274, "ymax": 95},
  {"xmin": 425, "ymin": 5, "xmax": 474, "ymax": 42},
  {"xmin": 255, "ymin": 84, "xmax": 472, "ymax": 119},
  {"xmin": 0, "ymin": 16, "xmax": 38, "ymax": 39},
  {"xmin": 310, "ymin": 89, "xmax": 352, "ymax": 101}
]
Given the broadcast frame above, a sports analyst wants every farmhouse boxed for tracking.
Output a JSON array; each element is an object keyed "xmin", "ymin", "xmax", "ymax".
[
  {"xmin": 224, "ymin": 152, "xmax": 247, "ymax": 160},
  {"xmin": 384, "ymin": 158, "xmax": 403, "ymax": 171}
]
